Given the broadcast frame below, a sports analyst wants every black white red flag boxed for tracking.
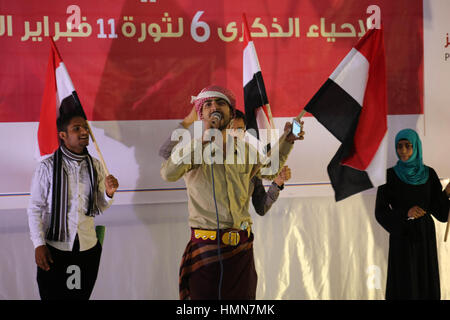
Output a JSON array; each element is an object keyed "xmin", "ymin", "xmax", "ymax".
[
  {"xmin": 37, "ymin": 38, "xmax": 86, "ymax": 157},
  {"xmin": 242, "ymin": 13, "xmax": 273, "ymax": 141},
  {"xmin": 304, "ymin": 27, "xmax": 387, "ymax": 201}
]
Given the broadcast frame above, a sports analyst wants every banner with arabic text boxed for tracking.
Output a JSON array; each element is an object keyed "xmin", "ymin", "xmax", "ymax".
[{"xmin": 0, "ymin": 0, "xmax": 422, "ymax": 123}]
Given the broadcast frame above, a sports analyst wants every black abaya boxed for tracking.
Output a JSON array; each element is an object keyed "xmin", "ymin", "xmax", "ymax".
[{"xmin": 375, "ymin": 167, "xmax": 449, "ymax": 300}]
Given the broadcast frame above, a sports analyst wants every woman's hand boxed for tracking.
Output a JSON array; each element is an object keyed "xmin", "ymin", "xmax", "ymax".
[
  {"xmin": 407, "ymin": 205, "xmax": 426, "ymax": 219},
  {"xmin": 445, "ymin": 182, "xmax": 450, "ymax": 198}
]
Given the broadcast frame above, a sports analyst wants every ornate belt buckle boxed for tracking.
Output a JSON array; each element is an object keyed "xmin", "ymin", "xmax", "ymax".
[{"xmin": 222, "ymin": 230, "xmax": 240, "ymax": 246}]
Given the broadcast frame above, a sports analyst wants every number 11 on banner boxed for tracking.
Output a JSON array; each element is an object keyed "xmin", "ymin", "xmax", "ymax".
[{"xmin": 97, "ymin": 18, "xmax": 118, "ymax": 39}]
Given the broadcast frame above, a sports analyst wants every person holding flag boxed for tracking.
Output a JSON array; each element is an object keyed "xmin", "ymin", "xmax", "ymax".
[
  {"xmin": 27, "ymin": 39, "xmax": 119, "ymax": 300},
  {"xmin": 240, "ymin": 14, "xmax": 297, "ymax": 215},
  {"xmin": 159, "ymin": 85, "xmax": 304, "ymax": 300},
  {"xmin": 163, "ymin": 107, "xmax": 293, "ymax": 216},
  {"xmin": 230, "ymin": 109, "xmax": 293, "ymax": 216}
]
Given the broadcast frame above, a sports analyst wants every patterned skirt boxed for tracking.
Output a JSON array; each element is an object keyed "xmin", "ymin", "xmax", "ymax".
[{"xmin": 179, "ymin": 233, "xmax": 257, "ymax": 300}]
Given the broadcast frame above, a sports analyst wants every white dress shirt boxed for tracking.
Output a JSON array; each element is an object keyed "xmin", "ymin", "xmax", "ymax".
[{"xmin": 27, "ymin": 154, "xmax": 113, "ymax": 251}]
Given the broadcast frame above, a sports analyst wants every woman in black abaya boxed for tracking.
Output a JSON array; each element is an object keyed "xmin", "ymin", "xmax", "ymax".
[{"xmin": 375, "ymin": 129, "xmax": 450, "ymax": 299}]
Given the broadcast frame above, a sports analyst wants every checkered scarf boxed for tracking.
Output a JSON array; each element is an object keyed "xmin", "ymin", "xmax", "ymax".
[{"xmin": 191, "ymin": 85, "xmax": 236, "ymax": 119}]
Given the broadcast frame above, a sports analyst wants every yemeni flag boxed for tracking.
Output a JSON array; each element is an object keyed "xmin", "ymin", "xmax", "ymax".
[
  {"xmin": 304, "ymin": 27, "xmax": 387, "ymax": 201},
  {"xmin": 37, "ymin": 38, "xmax": 86, "ymax": 157},
  {"xmin": 242, "ymin": 13, "xmax": 273, "ymax": 141}
]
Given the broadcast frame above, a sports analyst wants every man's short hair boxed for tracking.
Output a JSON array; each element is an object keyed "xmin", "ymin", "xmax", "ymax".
[
  {"xmin": 234, "ymin": 109, "xmax": 247, "ymax": 126},
  {"xmin": 56, "ymin": 97, "xmax": 86, "ymax": 132}
]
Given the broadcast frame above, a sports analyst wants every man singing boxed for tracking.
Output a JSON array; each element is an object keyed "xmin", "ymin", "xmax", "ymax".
[{"xmin": 159, "ymin": 85, "xmax": 304, "ymax": 299}]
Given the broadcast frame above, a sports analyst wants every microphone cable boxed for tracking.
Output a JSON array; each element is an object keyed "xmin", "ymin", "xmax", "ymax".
[
  {"xmin": 208, "ymin": 116, "xmax": 224, "ymax": 300},
  {"xmin": 210, "ymin": 161, "xmax": 224, "ymax": 300}
]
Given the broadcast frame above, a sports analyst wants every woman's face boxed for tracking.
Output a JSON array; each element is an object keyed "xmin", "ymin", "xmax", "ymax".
[{"xmin": 396, "ymin": 139, "xmax": 413, "ymax": 162}]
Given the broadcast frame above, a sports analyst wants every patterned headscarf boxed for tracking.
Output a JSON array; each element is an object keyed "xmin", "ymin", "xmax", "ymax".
[
  {"xmin": 191, "ymin": 85, "xmax": 236, "ymax": 119},
  {"xmin": 393, "ymin": 128, "xmax": 429, "ymax": 185}
]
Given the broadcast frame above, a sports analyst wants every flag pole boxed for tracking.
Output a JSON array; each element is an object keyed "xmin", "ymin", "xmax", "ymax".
[
  {"xmin": 445, "ymin": 213, "xmax": 450, "ymax": 242},
  {"xmin": 442, "ymin": 180, "xmax": 449, "ymax": 242},
  {"xmin": 296, "ymin": 109, "xmax": 307, "ymax": 121},
  {"xmin": 86, "ymin": 121, "xmax": 110, "ymax": 176},
  {"xmin": 265, "ymin": 103, "xmax": 275, "ymax": 128}
]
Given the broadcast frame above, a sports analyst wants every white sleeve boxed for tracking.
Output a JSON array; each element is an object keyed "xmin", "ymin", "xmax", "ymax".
[
  {"xmin": 94, "ymin": 159, "xmax": 114, "ymax": 213},
  {"xmin": 27, "ymin": 161, "xmax": 51, "ymax": 249}
]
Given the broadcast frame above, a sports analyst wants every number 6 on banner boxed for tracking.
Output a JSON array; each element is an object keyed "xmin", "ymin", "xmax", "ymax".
[{"xmin": 191, "ymin": 11, "xmax": 210, "ymax": 43}]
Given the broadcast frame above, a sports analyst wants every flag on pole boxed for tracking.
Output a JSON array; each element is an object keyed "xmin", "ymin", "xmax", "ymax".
[
  {"xmin": 304, "ymin": 27, "xmax": 387, "ymax": 201},
  {"xmin": 242, "ymin": 13, "xmax": 274, "ymax": 142},
  {"xmin": 37, "ymin": 38, "xmax": 86, "ymax": 157}
]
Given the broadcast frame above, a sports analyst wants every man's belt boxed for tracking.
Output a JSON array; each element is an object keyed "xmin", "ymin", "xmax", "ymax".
[{"xmin": 191, "ymin": 226, "xmax": 251, "ymax": 246}]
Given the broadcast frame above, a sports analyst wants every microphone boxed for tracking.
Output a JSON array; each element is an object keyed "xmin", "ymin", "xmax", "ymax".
[{"xmin": 210, "ymin": 111, "xmax": 222, "ymax": 128}]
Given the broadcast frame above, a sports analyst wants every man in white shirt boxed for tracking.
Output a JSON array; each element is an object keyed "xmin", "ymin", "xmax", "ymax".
[{"xmin": 27, "ymin": 108, "xmax": 119, "ymax": 300}]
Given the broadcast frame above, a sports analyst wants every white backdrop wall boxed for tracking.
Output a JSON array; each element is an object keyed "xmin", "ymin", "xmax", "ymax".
[
  {"xmin": 1, "ymin": 0, "xmax": 450, "ymax": 299},
  {"xmin": 2, "ymin": 194, "xmax": 449, "ymax": 300}
]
